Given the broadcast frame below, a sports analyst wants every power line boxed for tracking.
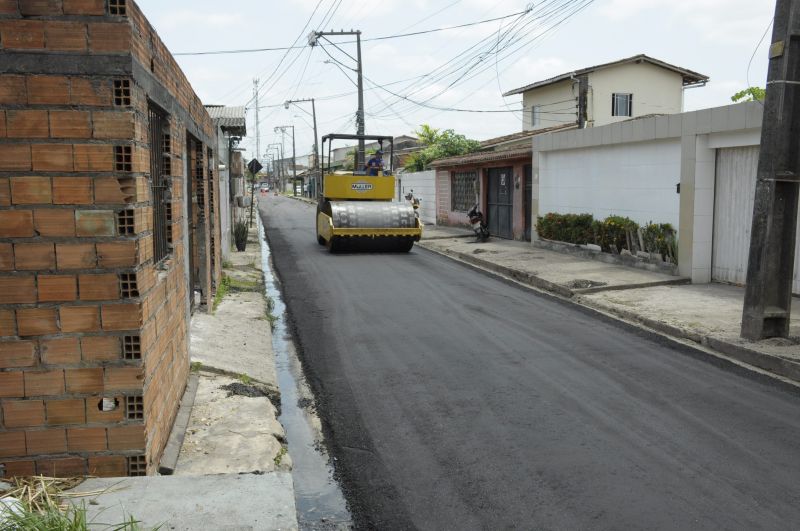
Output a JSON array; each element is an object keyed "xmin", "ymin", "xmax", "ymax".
[{"xmin": 171, "ymin": 10, "xmax": 531, "ymax": 56}]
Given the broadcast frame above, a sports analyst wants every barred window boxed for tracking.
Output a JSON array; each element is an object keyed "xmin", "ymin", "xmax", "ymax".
[
  {"xmin": 148, "ymin": 102, "xmax": 170, "ymax": 264},
  {"xmin": 451, "ymin": 171, "xmax": 477, "ymax": 212}
]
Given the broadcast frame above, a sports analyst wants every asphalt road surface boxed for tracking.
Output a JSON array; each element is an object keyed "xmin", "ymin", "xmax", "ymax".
[{"xmin": 259, "ymin": 196, "xmax": 800, "ymax": 530}]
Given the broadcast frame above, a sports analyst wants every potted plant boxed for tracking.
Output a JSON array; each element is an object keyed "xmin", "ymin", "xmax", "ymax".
[{"xmin": 234, "ymin": 220, "xmax": 248, "ymax": 251}]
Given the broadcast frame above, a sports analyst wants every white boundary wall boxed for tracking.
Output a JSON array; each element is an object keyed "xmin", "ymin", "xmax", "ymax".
[
  {"xmin": 540, "ymin": 139, "xmax": 681, "ymax": 228},
  {"xmin": 531, "ymin": 101, "xmax": 783, "ymax": 285},
  {"xmin": 397, "ymin": 170, "xmax": 437, "ymax": 225}
]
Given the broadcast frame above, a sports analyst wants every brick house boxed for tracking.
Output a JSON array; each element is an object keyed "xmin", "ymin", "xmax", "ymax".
[
  {"xmin": 432, "ymin": 125, "xmax": 574, "ymax": 241},
  {"xmin": 0, "ymin": 0, "xmax": 224, "ymax": 477}
]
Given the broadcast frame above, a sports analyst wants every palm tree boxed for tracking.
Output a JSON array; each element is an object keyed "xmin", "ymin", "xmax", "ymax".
[{"xmin": 415, "ymin": 124, "xmax": 441, "ymax": 146}]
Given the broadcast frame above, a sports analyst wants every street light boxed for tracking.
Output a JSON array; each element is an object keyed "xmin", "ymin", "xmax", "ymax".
[
  {"xmin": 286, "ymin": 98, "xmax": 319, "ymax": 199},
  {"xmin": 274, "ymin": 125, "xmax": 297, "ymax": 196}
]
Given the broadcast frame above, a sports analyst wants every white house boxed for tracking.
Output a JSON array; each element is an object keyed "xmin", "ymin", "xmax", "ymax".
[{"xmin": 503, "ymin": 54, "xmax": 709, "ymax": 131}]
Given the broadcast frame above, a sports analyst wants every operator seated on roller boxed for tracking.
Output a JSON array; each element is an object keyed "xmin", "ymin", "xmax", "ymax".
[{"xmin": 364, "ymin": 149, "xmax": 384, "ymax": 176}]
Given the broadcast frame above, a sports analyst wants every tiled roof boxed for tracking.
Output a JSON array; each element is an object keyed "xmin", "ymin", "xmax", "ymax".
[
  {"xmin": 479, "ymin": 123, "xmax": 576, "ymax": 149},
  {"xmin": 430, "ymin": 146, "xmax": 533, "ymax": 167}
]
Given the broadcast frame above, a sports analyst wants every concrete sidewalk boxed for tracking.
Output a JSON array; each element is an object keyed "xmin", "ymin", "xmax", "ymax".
[
  {"xmin": 420, "ymin": 228, "xmax": 800, "ymax": 383},
  {"xmin": 66, "ymin": 224, "xmax": 298, "ymax": 529}
]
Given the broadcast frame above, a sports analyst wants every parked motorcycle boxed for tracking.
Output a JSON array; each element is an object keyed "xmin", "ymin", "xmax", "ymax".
[{"xmin": 467, "ymin": 203, "xmax": 489, "ymax": 242}]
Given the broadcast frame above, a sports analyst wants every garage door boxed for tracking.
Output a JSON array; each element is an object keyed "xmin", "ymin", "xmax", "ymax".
[{"xmin": 712, "ymin": 146, "xmax": 800, "ymax": 294}]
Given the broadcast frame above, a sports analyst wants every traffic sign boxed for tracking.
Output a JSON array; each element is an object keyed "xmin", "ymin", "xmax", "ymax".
[{"xmin": 247, "ymin": 158, "xmax": 263, "ymax": 175}]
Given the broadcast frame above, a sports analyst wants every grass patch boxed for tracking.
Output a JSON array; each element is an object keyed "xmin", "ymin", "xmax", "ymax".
[
  {"xmin": 222, "ymin": 259, "xmax": 233, "ymax": 269},
  {"xmin": 212, "ymin": 276, "xmax": 231, "ymax": 313},
  {"xmin": 190, "ymin": 361, "xmax": 203, "ymax": 373},
  {"xmin": 273, "ymin": 446, "xmax": 288, "ymax": 467},
  {"xmin": 238, "ymin": 373, "xmax": 253, "ymax": 385},
  {"xmin": 227, "ymin": 277, "xmax": 260, "ymax": 291},
  {"xmin": 0, "ymin": 476, "xmax": 152, "ymax": 530}
]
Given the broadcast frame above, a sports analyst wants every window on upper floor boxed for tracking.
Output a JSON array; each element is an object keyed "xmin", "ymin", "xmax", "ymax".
[
  {"xmin": 612, "ymin": 93, "xmax": 633, "ymax": 117},
  {"xmin": 531, "ymin": 105, "xmax": 542, "ymax": 127}
]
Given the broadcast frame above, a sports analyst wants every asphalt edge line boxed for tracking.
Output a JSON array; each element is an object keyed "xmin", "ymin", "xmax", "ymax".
[
  {"xmin": 417, "ymin": 244, "xmax": 800, "ymax": 394},
  {"xmin": 158, "ymin": 373, "xmax": 200, "ymax": 475}
]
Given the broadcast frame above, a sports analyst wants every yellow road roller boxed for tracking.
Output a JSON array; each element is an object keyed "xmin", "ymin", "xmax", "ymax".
[{"xmin": 316, "ymin": 134, "xmax": 423, "ymax": 252}]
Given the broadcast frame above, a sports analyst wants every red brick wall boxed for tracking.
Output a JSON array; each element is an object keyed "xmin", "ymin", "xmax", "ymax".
[{"xmin": 0, "ymin": 0, "xmax": 217, "ymax": 477}]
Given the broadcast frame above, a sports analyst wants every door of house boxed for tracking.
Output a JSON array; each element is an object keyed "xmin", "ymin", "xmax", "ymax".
[
  {"xmin": 487, "ymin": 167, "xmax": 513, "ymax": 239},
  {"xmin": 524, "ymin": 164, "xmax": 532, "ymax": 241}
]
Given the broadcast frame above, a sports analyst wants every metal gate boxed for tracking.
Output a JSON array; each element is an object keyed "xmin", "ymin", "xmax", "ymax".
[
  {"xmin": 487, "ymin": 167, "xmax": 513, "ymax": 240},
  {"xmin": 524, "ymin": 164, "xmax": 532, "ymax": 242},
  {"xmin": 713, "ymin": 146, "xmax": 800, "ymax": 294}
]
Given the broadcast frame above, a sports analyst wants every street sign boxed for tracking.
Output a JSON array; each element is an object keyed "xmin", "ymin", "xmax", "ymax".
[{"xmin": 247, "ymin": 158, "xmax": 263, "ymax": 175}]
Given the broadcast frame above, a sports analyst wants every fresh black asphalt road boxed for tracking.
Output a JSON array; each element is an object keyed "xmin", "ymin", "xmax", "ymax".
[{"xmin": 259, "ymin": 196, "xmax": 800, "ymax": 530}]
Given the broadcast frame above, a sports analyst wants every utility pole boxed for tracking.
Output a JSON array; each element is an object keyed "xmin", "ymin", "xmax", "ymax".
[
  {"xmin": 308, "ymin": 30, "xmax": 365, "ymax": 168},
  {"xmin": 267, "ymin": 144, "xmax": 281, "ymax": 191},
  {"xmin": 741, "ymin": 0, "xmax": 800, "ymax": 340},
  {"xmin": 274, "ymin": 126, "xmax": 295, "ymax": 195},
  {"xmin": 286, "ymin": 98, "xmax": 319, "ymax": 198}
]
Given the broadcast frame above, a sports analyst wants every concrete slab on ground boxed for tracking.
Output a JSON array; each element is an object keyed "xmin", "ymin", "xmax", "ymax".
[
  {"xmin": 422, "ymin": 225, "xmax": 473, "ymax": 240},
  {"xmin": 190, "ymin": 227, "xmax": 276, "ymax": 388},
  {"xmin": 175, "ymin": 372, "xmax": 289, "ymax": 475},
  {"xmin": 190, "ymin": 291, "xmax": 276, "ymax": 386},
  {"xmin": 420, "ymin": 237, "xmax": 685, "ymax": 296},
  {"xmin": 68, "ymin": 473, "xmax": 297, "ymax": 530}
]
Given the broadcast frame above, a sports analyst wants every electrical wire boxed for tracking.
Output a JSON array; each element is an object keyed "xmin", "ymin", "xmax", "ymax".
[{"xmin": 171, "ymin": 10, "xmax": 532, "ymax": 56}]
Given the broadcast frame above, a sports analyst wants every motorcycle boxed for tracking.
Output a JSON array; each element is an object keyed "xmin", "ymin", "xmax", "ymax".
[{"xmin": 467, "ymin": 203, "xmax": 489, "ymax": 242}]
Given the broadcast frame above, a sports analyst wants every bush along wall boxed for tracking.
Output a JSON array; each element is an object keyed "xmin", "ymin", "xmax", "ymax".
[{"xmin": 536, "ymin": 213, "xmax": 678, "ymax": 264}]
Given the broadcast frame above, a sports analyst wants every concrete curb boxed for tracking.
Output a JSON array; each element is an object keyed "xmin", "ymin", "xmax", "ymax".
[
  {"xmin": 158, "ymin": 373, "xmax": 199, "ymax": 475},
  {"xmin": 421, "ymin": 243, "xmax": 800, "ymax": 386},
  {"xmin": 704, "ymin": 337, "xmax": 800, "ymax": 382}
]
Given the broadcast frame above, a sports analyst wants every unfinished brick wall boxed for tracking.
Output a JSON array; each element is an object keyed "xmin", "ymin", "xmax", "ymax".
[{"xmin": 0, "ymin": 0, "xmax": 219, "ymax": 477}]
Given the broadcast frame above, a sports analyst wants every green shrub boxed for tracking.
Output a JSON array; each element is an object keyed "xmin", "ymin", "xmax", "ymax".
[
  {"xmin": 641, "ymin": 222, "xmax": 677, "ymax": 262},
  {"xmin": 593, "ymin": 215, "xmax": 638, "ymax": 253},
  {"xmin": 536, "ymin": 213, "xmax": 594, "ymax": 243},
  {"xmin": 536, "ymin": 212, "xmax": 677, "ymax": 261}
]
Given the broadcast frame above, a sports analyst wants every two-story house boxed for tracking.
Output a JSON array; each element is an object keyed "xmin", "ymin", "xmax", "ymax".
[
  {"xmin": 431, "ymin": 55, "xmax": 708, "ymax": 241},
  {"xmin": 503, "ymin": 54, "xmax": 708, "ymax": 130}
]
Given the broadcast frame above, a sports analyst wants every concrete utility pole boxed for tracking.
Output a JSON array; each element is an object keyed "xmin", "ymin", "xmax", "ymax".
[
  {"xmin": 267, "ymin": 144, "xmax": 281, "ymax": 190},
  {"xmin": 741, "ymin": 0, "xmax": 800, "ymax": 340},
  {"xmin": 308, "ymin": 30, "xmax": 365, "ymax": 168},
  {"xmin": 286, "ymin": 98, "xmax": 319, "ymax": 198},
  {"xmin": 274, "ymin": 126, "xmax": 296, "ymax": 195}
]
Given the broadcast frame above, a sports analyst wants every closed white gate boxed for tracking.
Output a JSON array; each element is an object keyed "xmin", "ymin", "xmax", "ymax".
[{"xmin": 712, "ymin": 146, "xmax": 800, "ymax": 294}]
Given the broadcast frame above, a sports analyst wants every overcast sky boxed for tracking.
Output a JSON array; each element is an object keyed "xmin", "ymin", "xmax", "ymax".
[{"xmin": 135, "ymin": 0, "xmax": 776, "ymax": 162}]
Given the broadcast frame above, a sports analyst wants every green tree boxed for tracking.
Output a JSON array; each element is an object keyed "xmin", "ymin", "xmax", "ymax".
[
  {"xmin": 404, "ymin": 125, "xmax": 481, "ymax": 172},
  {"xmin": 415, "ymin": 124, "xmax": 442, "ymax": 146},
  {"xmin": 731, "ymin": 87, "xmax": 766, "ymax": 102}
]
